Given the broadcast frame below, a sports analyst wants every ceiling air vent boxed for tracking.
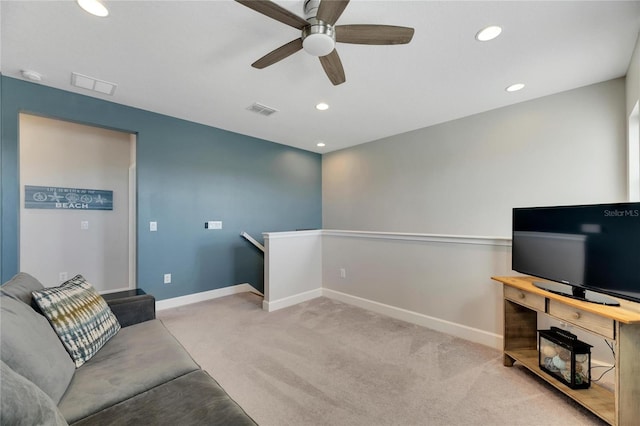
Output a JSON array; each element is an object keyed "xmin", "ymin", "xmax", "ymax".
[
  {"xmin": 71, "ymin": 72, "xmax": 117, "ymax": 95},
  {"xmin": 246, "ymin": 102, "xmax": 278, "ymax": 117}
]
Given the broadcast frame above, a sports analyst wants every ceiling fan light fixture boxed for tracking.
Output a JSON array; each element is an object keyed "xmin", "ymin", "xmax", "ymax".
[
  {"xmin": 303, "ymin": 34, "xmax": 335, "ymax": 56},
  {"xmin": 302, "ymin": 20, "xmax": 336, "ymax": 57}
]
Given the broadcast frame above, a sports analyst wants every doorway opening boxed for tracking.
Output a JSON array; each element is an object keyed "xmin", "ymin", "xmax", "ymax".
[{"xmin": 19, "ymin": 113, "xmax": 137, "ymax": 292}]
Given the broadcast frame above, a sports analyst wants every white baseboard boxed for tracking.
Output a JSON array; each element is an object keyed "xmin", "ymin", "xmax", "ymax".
[
  {"xmin": 156, "ymin": 283, "xmax": 261, "ymax": 311},
  {"xmin": 262, "ymin": 288, "xmax": 323, "ymax": 312},
  {"xmin": 262, "ymin": 286, "xmax": 502, "ymax": 348},
  {"xmin": 322, "ymin": 288, "xmax": 504, "ymax": 350}
]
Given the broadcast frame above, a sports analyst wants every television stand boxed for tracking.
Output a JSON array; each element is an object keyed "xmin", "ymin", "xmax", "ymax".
[{"xmin": 492, "ymin": 275, "xmax": 640, "ymax": 426}]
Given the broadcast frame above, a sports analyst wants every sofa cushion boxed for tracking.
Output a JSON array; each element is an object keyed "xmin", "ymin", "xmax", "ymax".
[
  {"xmin": 0, "ymin": 294, "xmax": 75, "ymax": 404},
  {"xmin": 32, "ymin": 275, "xmax": 121, "ymax": 367},
  {"xmin": 1, "ymin": 271, "xmax": 45, "ymax": 306},
  {"xmin": 58, "ymin": 319, "xmax": 200, "ymax": 423},
  {"xmin": 0, "ymin": 360, "xmax": 69, "ymax": 426},
  {"xmin": 71, "ymin": 370, "xmax": 257, "ymax": 426}
]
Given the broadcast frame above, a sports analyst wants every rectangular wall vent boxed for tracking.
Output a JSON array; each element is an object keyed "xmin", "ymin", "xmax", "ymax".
[{"xmin": 246, "ymin": 102, "xmax": 278, "ymax": 116}]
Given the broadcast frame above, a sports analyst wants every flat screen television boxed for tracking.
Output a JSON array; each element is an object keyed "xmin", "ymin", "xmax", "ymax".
[{"xmin": 512, "ymin": 202, "xmax": 640, "ymax": 306}]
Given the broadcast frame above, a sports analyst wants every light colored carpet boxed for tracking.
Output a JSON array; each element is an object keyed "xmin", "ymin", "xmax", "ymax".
[{"xmin": 158, "ymin": 293, "xmax": 606, "ymax": 426}]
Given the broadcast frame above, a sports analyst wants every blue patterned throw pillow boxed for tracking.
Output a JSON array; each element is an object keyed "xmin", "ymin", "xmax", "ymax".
[{"xmin": 32, "ymin": 275, "xmax": 121, "ymax": 367}]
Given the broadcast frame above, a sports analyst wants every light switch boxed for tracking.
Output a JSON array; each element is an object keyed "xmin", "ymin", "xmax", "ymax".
[{"xmin": 150, "ymin": 221, "xmax": 157, "ymax": 232}]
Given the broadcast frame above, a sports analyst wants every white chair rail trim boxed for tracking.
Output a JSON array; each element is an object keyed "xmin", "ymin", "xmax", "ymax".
[
  {"xmin": 321, "ymin": 229, "xmax": 512, "ymax": 246},
  {"xmin": 263, "ymin": 229, "xmax": 322, "ymax": 239}
]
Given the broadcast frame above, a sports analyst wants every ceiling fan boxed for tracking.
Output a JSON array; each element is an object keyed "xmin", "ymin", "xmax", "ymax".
[{"xmin": 236, "ymin": 0, "xmax": 415, "ymax": 85}]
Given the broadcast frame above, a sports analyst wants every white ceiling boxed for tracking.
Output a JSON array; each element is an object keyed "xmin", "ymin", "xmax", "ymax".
[{"xmin": 2, "ymin": 1, "xmax": 639, "ymax": 153}]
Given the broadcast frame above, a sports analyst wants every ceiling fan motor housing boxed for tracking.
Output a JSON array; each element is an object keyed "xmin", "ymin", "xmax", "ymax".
[
  {"xmin": 302, "ymin": 18, "xmax": 336, "ymax": 57},
  {"xmin": 303, "ymin": 0, "xmax": 320, "ymax": 19}
]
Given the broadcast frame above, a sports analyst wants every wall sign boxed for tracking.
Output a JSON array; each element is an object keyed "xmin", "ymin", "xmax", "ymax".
[{"xmin": 25, "ymin": 185, "xmax": 113, "ymax": 210}]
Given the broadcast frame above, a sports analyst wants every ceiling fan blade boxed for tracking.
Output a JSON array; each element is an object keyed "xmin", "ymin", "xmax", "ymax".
[
  {"xmin": 319, "ymin": 49, "xmax": 346, "ymax": 86},
  {"xmin": 252, "ymin": 38, "xmax": 303, "ymax": 69},
  {"xmin": 316, "ymin": 0, "xmax": 350, "ymax": 26},
  {"xmin": 336, "ymin": 25, "xmax": 415, "ymax": 45},
  {"xmin": 236, "ymin": 0, "xmax": 308, "ymax": 30}
]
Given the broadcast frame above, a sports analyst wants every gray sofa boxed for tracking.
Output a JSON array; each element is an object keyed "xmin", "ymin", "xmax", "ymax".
[{"xmin": 0, "ymin": 272, "xmax": 257, "ymax": 425}]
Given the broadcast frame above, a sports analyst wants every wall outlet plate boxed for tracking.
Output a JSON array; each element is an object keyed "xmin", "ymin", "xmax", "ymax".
[
  {"xmin": 206, "ymin": 221, "xmax": 222, "ymax": 230},
  {"xmin": 164, "ymin": 273, "xmax": 171, "ymax": 284}
]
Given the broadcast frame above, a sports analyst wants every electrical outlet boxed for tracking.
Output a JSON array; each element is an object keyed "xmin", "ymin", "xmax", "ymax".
[
  {"xmin": 340, "ymin": 268, "xmax": 346, "ymax": 279},
  {"xmin": 205, "ymin": 221, "xmax": 222, "ymax": 230},
  {"xmin": 164, "ymin": 273, "xmax": 171, "ymax": 284},
  {"xmin": 80, "ymin": 220, "xmax": 89, "ymax": 230},
  {"xmin": 150, "ymin": 221, "xmax": 157, "ymax": 232}
]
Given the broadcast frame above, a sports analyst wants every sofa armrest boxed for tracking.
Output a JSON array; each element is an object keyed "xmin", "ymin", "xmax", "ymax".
[{"xmin": 105, "ymin": 294, "xmax": 156, "ymax": 327}]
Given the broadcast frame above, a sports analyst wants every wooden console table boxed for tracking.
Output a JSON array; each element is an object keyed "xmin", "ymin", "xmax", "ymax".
[{"xmin": 492, "ymin": 276, "xmax": 640, "ymax": 426}]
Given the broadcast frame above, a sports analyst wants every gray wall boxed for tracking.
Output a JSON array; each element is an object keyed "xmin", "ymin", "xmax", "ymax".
[
  {"xmin": 321, "ymin": 78, "xmax": 627, "ymax": 366},
  {"xmin": 323, "ymin": 78, "xmax": 627, "ymax": 236}
]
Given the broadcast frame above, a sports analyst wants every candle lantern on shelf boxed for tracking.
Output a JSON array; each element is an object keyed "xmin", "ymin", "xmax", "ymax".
[{"xmin": 538, "ymin": 326, "xmax": 592, "ymax": 389}]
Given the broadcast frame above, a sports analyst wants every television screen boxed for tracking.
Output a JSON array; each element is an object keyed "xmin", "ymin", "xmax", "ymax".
[{"xmin": 512, "ymin": 202, "xmax": 640, "ymax": 304}]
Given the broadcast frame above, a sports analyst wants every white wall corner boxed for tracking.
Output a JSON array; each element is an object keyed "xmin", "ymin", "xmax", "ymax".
[
  {"xmin": 263, "ymin": 230, "xmax": 323, "ymax": 308},
  {"xmin": 262, "ymin": 288, "xmax": 323, "ymax": 312}
]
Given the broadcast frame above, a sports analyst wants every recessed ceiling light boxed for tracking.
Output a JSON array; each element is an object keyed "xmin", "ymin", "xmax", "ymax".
[
  {"xmin": 315, "ymin": 102, "xmax": 329, "ymax": 111},
  {"xmin": 475, "ymin": 25, "xmax": 502, "ymax": 42},
  {"xmin": 506, "ymin": 83, "xmax": 525, "ymax": 92},
  {"xmin": 77, "ymin": 0, "xmax": 109, "ymax": 17},
  {"xmin": 316, "ymin": 142, "xmax": 326, "ymax": 147}
]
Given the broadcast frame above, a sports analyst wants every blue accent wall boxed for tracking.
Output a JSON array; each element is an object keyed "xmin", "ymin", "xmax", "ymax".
[{"xmin": 1, "ymin": 76, "xmax": 322, "ymax": 298}]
